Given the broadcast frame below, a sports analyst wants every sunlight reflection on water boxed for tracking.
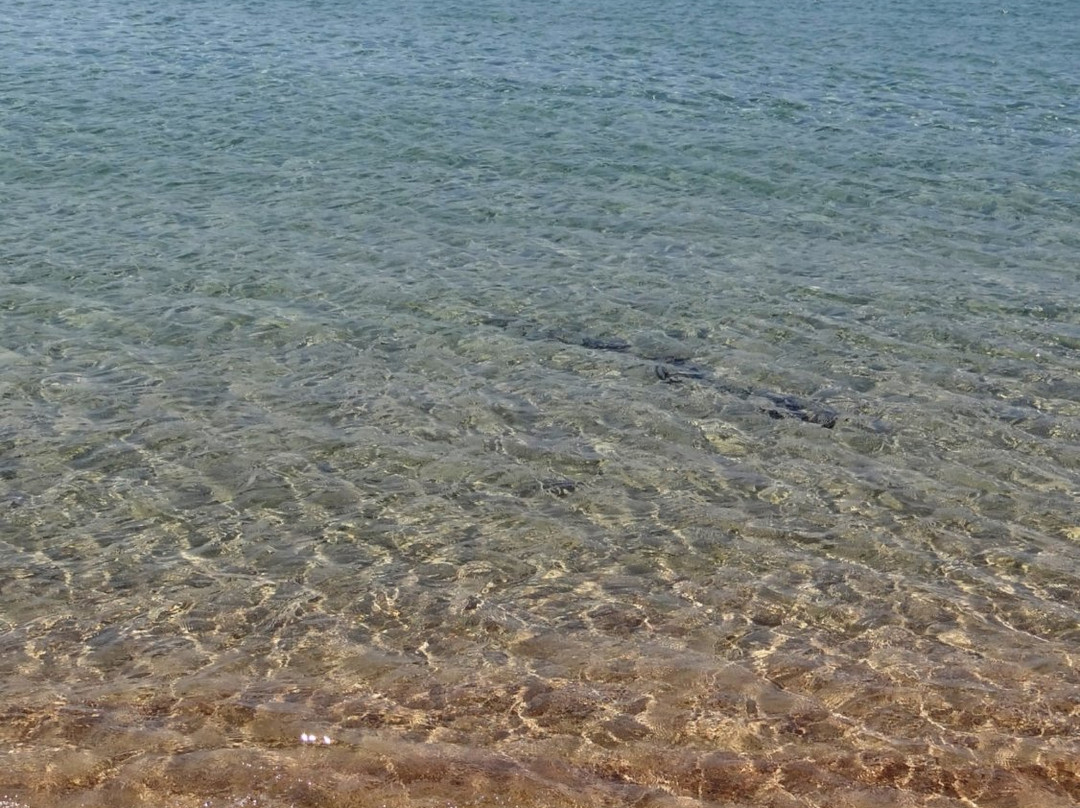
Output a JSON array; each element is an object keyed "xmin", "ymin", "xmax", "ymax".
[{"xmin": 2, "ymin": 0, "xmax": 1079, "ymax": 805}]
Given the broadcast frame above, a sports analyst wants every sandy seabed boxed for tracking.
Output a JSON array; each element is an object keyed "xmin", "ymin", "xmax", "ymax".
[{"xmin": 3, "ymin": 627, "xmax": 1078, "ymax": 808}]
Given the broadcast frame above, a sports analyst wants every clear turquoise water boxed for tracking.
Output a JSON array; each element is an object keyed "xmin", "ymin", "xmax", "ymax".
[{"xmin": 2, "ymin": 1, "xmax": 1079, "ymax": 805}]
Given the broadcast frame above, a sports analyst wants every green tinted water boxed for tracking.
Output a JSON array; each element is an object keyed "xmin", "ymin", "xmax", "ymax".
[{"xmin": 2, "ymin": 0, "xmax": 1079, "ymax": 805}]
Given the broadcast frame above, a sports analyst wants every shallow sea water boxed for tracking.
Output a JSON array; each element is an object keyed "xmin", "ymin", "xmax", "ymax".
[{"xmin": 2, "ymin": 0, "xmax": 1079, "ymax": 805}]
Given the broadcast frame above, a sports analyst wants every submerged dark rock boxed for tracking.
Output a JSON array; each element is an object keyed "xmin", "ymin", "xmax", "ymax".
[
  {"xmin": 580, "ymin": 336, "xmax": 631, "ymax": 352},
  {"xmin": 479, "ymin": 313, "xmax": 839, "ymax": 428},
  {"xmin": 654, "ymin": 359, "xmax": 708, "ymax": 384},
  {"xmin": 758, "ymin": 391, "xmax": 838, "ymax": 429},
  {"xmin": 540, "ymin": 478, "xmax": 578, "ymax": 497}
]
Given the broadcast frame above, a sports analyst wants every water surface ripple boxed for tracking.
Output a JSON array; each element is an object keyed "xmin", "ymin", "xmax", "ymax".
[{"xmin": 2, "ymin": 0, "xmax": 1079, "ymax": 806}]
